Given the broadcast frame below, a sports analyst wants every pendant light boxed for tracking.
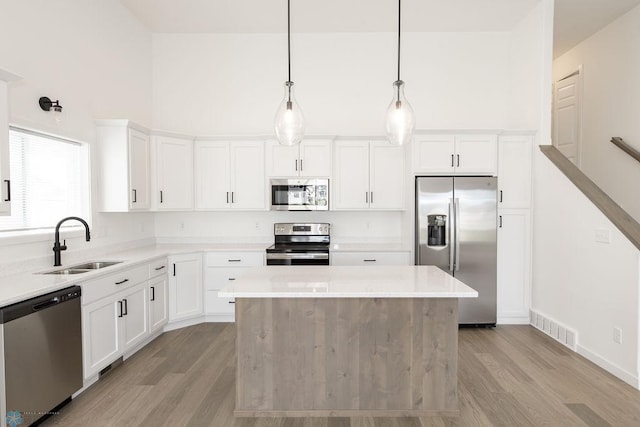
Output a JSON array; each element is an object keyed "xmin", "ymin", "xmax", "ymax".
[
  {"xmin": 385, "ymin": 0, "xmax": 415, "ymax": 146},
  {"xmin": 274, "ymin": 0, "xmax": 305, "ymax": 146}
]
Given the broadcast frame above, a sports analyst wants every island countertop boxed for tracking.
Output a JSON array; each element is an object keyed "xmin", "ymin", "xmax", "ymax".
[{"xmin": 218, "ymin": 265, "xmax": 478, "ymax": 298}]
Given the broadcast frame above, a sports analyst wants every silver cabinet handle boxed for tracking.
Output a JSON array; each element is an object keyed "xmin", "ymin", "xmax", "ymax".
[
  {"xmin": 454, "ymin": 197, "xmax": 460, "ymax": 271},
  {"xmin": 448, "ymin": 199, "xmax": 455, "ymax": 272}
]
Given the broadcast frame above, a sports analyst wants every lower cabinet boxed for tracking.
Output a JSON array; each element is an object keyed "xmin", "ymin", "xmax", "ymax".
[
  {"xmin": 331, "ymin": 251, "xmax": 411, "ymax": 266},
  {"xmin": 149, "ymin": 274, "xmax": 168, "ymax": 333},
  {"xmin": 82, "ymin": 281, "xmax": 149, "ymax": 379},
  {"xmin": 168, "ymin": 253, "xmax": 203, "ymax": 321},
  {"xmin": 497, "ymin": 209, "xmax": 531, "ymax": 324}
]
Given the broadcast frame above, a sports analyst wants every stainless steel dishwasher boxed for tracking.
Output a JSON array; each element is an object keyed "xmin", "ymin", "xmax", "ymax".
[{"xmin": 0, "ymin": 286, "xmax": 82, "ymax": 426}]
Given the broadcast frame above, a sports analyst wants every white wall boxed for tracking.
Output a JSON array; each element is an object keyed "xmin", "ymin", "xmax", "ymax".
[
  {"xmin": 553, "ymin": 4, "xmax": 640, "ymax": 222},
  {"xmin": 532, "ymin": 149, "xmax": 640, "ymax": 387},
  {"xmin": 0, "ymin": 0, "xmax": 155, "ymax": 273}
]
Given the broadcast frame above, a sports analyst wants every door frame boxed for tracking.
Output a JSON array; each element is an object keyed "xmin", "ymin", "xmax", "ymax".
[{"xmin": 553, "ymin": 65, "xmax": 583, "ymax": 167}]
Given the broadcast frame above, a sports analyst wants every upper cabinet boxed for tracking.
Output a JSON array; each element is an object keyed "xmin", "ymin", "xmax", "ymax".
[
  {"xmin": 413, "ymin": 134, "xmax": 497, "ymax": 176},
  {"xmin": 498, "ymin": 135, "xmax": 533, "ymax": 209},
  {"xmin": 194, "ymin": 140, "xmax": 266, "ymax": 210},
  {"xmin": 266, "ymin": 139, "xmax": 332, "ymax": 177},
  {"xmin": 333, "ymin": 140, "xmax": 405, "ymax": 210},
  {"xmin": 96, "ymin": 120, "xmax": 151, "ymax": 212},
  {"xmin": 0, "ymin": 69, "xmax": 21, "ymax": 216},
  {"xmin": 151, "ymin": 134, "xmax": 194, "ymax": 210}
]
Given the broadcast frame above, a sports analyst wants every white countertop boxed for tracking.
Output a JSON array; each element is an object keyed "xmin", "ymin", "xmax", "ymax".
[{"xmin": 218, "ymin": 265, "xmax": 478, "ymax": 298}]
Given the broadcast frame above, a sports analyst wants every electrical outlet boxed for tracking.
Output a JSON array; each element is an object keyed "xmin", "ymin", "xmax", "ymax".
[
  {"xmin": 180, "ymin": 222, "xmax": 185, "ymax": 231},
  {"xmin": 255, "ymin": 222, "xmax": 260, "ymax": 230},
  {"xmin": 595, "ymin": 228, "xmax": 611, "ymax": 244},
  {"xmin": 613, "ymin": 327, "xmax": 622, "ymax": 344}
]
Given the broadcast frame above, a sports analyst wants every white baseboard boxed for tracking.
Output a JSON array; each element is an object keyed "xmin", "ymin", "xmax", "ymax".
[
  {"xmin": 163, "ymin": 316, "xmax": 206, "ymax": 332},
  {"xmin": 577, "ymin": 345, "xmax": 639, "ymax": 389}
]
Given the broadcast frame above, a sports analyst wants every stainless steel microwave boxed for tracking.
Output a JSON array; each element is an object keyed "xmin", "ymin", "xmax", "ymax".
[{"xmin": 270, "ymin": 179, "xmax": 329, "ymax": 211}]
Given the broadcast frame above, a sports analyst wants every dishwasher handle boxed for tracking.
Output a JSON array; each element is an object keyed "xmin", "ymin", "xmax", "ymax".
[{"xmin": 33, "ymin": 297, "xmax": 61, "ymax": 311}]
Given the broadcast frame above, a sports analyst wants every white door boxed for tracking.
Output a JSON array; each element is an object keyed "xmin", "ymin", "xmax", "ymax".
[
  {"xmin": 333, "ymin": 141, "xmax": 370, "ymax": 210},
  {"xmin": 299, "ymin": 139, "xmax": 332, "ymax": 177},
  {"xmin": 498, "ymin": 136, "xmax": 532, "ymax": 209},
  {"xmin": 155, "ymin": 136, "xmax": 193, "ymax": 210},
  {"xmin": 194, "ymin": 141, "xmax": 231, "ymax": 209},
  {"xmin": 0, "ymin": 81, "xmax": 10, "ymax": 215},
  {"xmin": 82, "ymin": 297, "xmax": 121, "ymax": 379},
  {"xmin": 128, "ymin": 129, "xmax": 150, "ymax": 210},
  {"xmin": 266, "ymin": 140, "xmax": 298, "ymax": 176},
  {"xmin": 369, "ymin": 142, "xmax": 404, "ymax": 210},
  {"xmin": 230, "ymin": 141, "xmax": 265, "ymax": 210},
  {"xmin": 412, "ymin": 135, "xmax": 455, "ymax": 174},
  {"xmin": 455, "ymin": 135, "xmax": 498, "ymax": 175},
  {"xmin": 149, "ymin": 275, "xmax": 168, "ymax": 333},
  {"xmin": 120, "ymin": 284, "xmax": 149, "ymax": 350},
  {"xmin": 169, "ymin": 254, "xmax": 203, "ymax": 321},
  {"xmin": 554, "ymin": 73, "xmax": 581, "ymax": 166}
]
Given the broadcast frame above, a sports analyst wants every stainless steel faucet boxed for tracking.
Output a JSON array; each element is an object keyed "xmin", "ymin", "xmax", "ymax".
[{"xmin": 53, "ymin": 216, "xmax": 91, "ymax": 266}]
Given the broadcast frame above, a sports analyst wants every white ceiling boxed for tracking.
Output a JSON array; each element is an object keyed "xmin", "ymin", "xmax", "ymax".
[
  {"xmin": 120, "ymin": 0, "xmax": 540, "ymax": 33},
  {"xmin": 554, "ymin": 0, "xmax": 640, "ymax": 58},
  {"xmin": 120, "ymin": 0, "xmax": 640, "ymax": 59}
]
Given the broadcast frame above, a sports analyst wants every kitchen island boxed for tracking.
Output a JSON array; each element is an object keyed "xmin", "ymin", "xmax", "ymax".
[{"xmin": 219, "ymin": 265, "xmax": 478, "ymax": 417}]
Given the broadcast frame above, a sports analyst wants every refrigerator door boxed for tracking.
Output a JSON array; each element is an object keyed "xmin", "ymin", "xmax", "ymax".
[
  {"xmin": 416, "ymin": 177, "xmax": 454, "ymax": 272},
  {"xmin": 454, "ymin": 176, "xmax": 497, "ymax": 325}
]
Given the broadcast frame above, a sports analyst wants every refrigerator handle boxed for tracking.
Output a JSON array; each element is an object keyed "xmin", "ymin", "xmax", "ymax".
[
  {"xmin": 448, "ymin": 199, "xmax": 455, "ymax": 272},
  {"xmin": 454, "ymin": 197, "xmax": 461, "ymax": 271}
]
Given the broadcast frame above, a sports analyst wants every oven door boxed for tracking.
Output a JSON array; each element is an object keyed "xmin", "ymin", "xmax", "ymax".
[
  {"xmin": 270, "ymin": 179, "xmax": 317, "ymax": 211},
  {"xmin": 266, "ymin": 252, "xmax": 330, "ymax": 266}
]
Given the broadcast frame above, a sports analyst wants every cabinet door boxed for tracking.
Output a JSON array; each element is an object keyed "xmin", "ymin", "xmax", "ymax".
[
  {"xmin": 497, "ymin": 210, "xmax": 531, "ymax": 323},
  {"xmin": 498, "ymin": 135, "xmax": 532, "ymax": 209},
  {"xmin": 168, "ymin": 254, "xmax": 203, "ymax": 321},
  {"xmin": 412, "ymin": 135, "xmax": 455, "ymax": 174},
  {"xmin": 299, "ymin": 139, "xmax": 332, "ymax": 177},
  {"xmin": 128, "ymin": 129, "xmax": 150, "ymax": 210},
  {"xmin": 149, "ymin": 275, "xmax": 168, "ymax": 333},
  {"xmin": 120, "ymin": 284, "xmax": 149, "ymax": 351},
  {"xmin": 455, "ymin": 135, "xmax": 497, "ymax": 175},
  {"xmin": 266, "ymin": 140, "xmax": 298, "ymax": 176},
  {"xmin": 230, "ymin": 141, "xmax": 266, "ymax": 210},
  {"xmin": 82, "ymin": 297, "xmax": 120, "ymax": 379},
  {"xmin": 154, "ymin": 135, "xmax": 193, "ymax": 210},
  {"xmin": 0, "ymin": 81, "xmax": 10, "ymax": 215},
  {"xmin": 333, "ymin": 141, "xmax": 370, "ymax": 210},
  {"xmin": 194, "ymin": 141, "xmax": 231, "ymax": 210},
  {"xmin": 369, "ymin": 142, "xmax": 405, "ymax": 210}
]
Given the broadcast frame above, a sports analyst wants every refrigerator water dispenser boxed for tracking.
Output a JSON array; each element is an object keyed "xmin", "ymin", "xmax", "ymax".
[{"xmin": 427, "ymin": 215, "xmax": 446, "ymax": 246}]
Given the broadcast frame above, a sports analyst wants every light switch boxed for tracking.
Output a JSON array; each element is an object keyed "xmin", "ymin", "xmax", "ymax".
[{"xmin": 595, "ymin": 228, "xmax": 611, "ymax": 244}]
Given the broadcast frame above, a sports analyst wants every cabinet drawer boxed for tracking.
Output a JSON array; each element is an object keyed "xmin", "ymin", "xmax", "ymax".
[
  {"xmin": 205, "ymin": 267, "xmax": 250, "ymax": 290},
  {"xmin": 149, "ymin": 258, "xmax": 168, "ymax": 278},
  {"xmin": 205, "ymin": 290, "xmax": 235, "ymax": 315},
  {"xmin": 331, "ymin": 252, "xmax": 411, "ymax": 266},
  {"xmin": 82, "ymin": 264, "xmax": 149, "ymax": 305},
  {"xmin": 206, "ymin": 252, "xmax": 264, "ymax": 267}
]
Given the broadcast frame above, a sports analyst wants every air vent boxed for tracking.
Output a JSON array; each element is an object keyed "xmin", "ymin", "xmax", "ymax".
[
  {"xmin": 530, "ymin": 309, "xmax": 577, "ymax": 351},
  {"xmin": 99, "ymin": 356, "xmax": 124, "ymax": 379}
]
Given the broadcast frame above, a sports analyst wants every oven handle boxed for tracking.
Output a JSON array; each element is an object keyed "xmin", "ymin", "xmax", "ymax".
[{"xmin": 266, "ymin": 253, "xmax": 329, "ymax": 260}]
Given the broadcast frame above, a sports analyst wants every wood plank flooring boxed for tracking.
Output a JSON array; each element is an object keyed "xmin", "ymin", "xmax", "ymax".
[{"xmin": 42, "ymin": 324, "xmax": 640, "ymax": 426}]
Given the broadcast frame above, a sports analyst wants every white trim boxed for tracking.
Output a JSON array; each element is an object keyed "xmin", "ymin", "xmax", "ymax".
[
  {"xmin": 497, "ymin": 316, "xmax": 530, "ymax": 325},
  {"xmin": 577, "ymin": 345, "xmax": 639, "ymax": 389}
]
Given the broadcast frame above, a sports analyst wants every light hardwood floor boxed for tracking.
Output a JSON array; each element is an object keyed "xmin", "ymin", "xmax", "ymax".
[{"xmin": 42, "ymin": 323, "xmax": 640, "ymax": 426}]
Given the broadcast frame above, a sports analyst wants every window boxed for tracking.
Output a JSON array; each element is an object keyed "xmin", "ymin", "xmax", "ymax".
[{"xmin": 0, "ymin": 128, "xmax": 90, "ymax": 232}]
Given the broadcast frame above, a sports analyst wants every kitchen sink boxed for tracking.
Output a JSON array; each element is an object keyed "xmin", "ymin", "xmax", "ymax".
[{"xmin": 40, "ymin": 261, "xmax": 123, "ymax": 275}]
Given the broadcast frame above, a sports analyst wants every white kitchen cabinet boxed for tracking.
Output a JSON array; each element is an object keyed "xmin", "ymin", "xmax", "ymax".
[
  {"xmin": 497, "ymin": 209, "xmax": 531, "ymax": 324},
  {"xmin": 149, "ymin": 275, "xmax": 168, "ymax": 333},
  {"xmin": 333, "ymin": 140, "xmax": 405, "ymax": 210},
  {"xmin": 331, "ymin": 251, "xmax": 411, "ymax": 266},
  {"xmin": 119, "ymin": 283, "xmax": 149, "ymax": 350},
  {"xmin": 194, "ymin": 140, "xmax": 265, "ymax": 210},
  {"xmin": 96, "ymin": 120, "xmax": 151, "ymax": 212},
  {"xmin": 152, "ymin": 134, "xmax": 194, "ymax": 210},
  {"xmin": 266, "ymin": 139, "xmax": 332, "ymax": 177},
  {"xmin": 204, "ymin": 251, "xmax": 264, "ymax": 319},
  {"xmin": 0, "ymin": 70, "xmax": 20, "ymax": 215},
  {"xmin": 168, "ymin": 253, "xmax": 203, "ymax": 321},
  {"xmin": 413, "ymin": 134, "xmax": 497, "ymax": 175},
  {"xmin": 498, "ymin": 135, "xmax": 533, "ymax": 209}
]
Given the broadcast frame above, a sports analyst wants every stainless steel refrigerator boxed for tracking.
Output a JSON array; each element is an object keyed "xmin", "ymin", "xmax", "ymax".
[{"xmin": 415, "ymin": 176, "xmax": 497, "ymax": 326}]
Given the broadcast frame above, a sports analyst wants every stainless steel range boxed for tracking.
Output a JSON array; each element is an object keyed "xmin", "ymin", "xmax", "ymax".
[{"xmin": 266, "ymin": 223, "xmax": 330, "ymax": 266}]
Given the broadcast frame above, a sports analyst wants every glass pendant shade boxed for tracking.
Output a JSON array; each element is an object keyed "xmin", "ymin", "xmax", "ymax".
[
  {"xmin": 275, "ymin": 81, "xmax": 305, "ymax": 146},
  {"xmin": 385, "ymin": 80, "xmax": 415, "ymax": 146}
]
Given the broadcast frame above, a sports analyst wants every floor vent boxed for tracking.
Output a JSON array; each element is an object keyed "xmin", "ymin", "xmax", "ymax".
[
  {"xmin": 99, "ymin": 356, "xmax": 124, "ymax": 379},
  {"xmin": 530, "ymin": 309, "xmax": 577, "ymax": 351}
]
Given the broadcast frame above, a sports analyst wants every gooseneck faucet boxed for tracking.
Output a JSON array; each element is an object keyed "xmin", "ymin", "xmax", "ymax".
[{"xmin": 53, "ymin": 216, "xmax": 91, "ymax": 266}]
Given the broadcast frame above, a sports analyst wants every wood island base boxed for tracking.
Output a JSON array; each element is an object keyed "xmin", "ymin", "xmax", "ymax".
[{"xmin": 234, "ymin": 297, "xmax": 459, "ymax": 417}]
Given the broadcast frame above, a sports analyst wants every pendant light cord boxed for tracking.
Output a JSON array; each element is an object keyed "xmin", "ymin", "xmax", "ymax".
[
  {"xmin": 397, "ymin": 0, "xmax": 401, "ymax": 82},
  {"xmin": 288, "ymin": 0, "xmax": 291, "ymax": 83}
]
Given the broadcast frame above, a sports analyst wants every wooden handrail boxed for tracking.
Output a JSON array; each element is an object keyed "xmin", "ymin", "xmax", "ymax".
[{"xmin": 611, "ymin": 137, "xmax": 640, "ymax": 163}]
